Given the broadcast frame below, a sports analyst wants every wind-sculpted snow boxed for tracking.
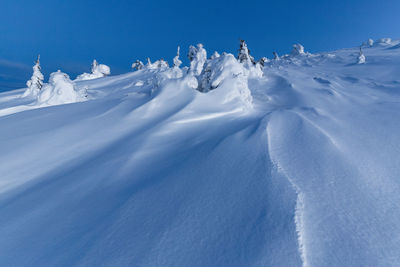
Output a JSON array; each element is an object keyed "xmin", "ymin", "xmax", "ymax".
[{"xmin": 0, "ymin": 41, "xmax": 400, "ymax": 266}]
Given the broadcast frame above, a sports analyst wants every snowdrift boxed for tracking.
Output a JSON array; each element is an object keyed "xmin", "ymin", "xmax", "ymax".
[{"xmin": 0, "ymin": 40, "xmax": 400, "ymax": 266}]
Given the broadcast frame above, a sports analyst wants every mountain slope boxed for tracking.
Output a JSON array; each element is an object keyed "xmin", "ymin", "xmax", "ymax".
[{"xmin": 0, "ymin": 40, "xmax": 400, "ymax": 266}]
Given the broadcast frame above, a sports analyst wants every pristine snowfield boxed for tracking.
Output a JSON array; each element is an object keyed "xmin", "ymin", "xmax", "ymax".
[{"xmin": 1, "ymin": 40, "xmax": 400, "ymax": 266}]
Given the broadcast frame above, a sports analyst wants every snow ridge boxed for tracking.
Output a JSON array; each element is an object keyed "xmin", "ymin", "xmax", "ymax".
[
  {"xmin": 266, "ymin": 121, "xmax": 307, "ymax": 267},
  {"xmin": 294, "ymin": 193, "xmax": 307, "ymax": 267}
]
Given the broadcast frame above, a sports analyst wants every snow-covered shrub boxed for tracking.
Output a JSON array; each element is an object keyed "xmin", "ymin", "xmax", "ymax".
[
  {"xmin": 238, "ymin": 40, "xmax": 256, "ymax": 67},
  {"xmin": 145, "ymin": 58, "xmax": 169, "ymax": 69},
  {"xmin": 375, "ymin": 38, "xmax": 392, "ymax": 45},
  {"xmin": 132, "ymin": 60, "xmax": 144, "ymax": 70},
  {"xmin": 173, "ymin": 46, "xmax": 182, "ymax": 68},
  {"xmin": 357, "ymin": 47, "xmax": 366, "ymax": 64},
  {"xmin": 156, "ymin": 59, "xmax": 169, "ymax": 68},
  {"xmin": 23, "ymin": 55, "xmax": 44, "ymax": 97},
  {"xmin": 76, "ymin": 60, "xmax": 110, "ymax": 81},
  {"xmin": 367, "ymin": 39, "xmax": 374, "ymax": 47},
  {"xmin": 37, "ymin": 70, "xmax": 86, "ymax": 105},
  {"xmin": 291, "ymin": 44, "xmax": 306, "ymax": 56},
  {"xmin": 210, "ymin": 51, "xmax": 220, "ymax": 59},
  {"xmin": 188, "ymin": 43, "xmax": 207, "ymax": 75}
]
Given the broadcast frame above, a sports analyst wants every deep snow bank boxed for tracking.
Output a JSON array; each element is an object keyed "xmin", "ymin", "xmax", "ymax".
[{"xmin": 0, "ymin": 39, "xmax": 400, "ymax": 266}]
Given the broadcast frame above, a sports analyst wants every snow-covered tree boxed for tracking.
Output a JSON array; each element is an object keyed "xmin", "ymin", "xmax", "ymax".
[
  {"xmin": 357, "ymin": 46, "xmax": 366, "ymax": 64},
  {"xmin": 173, "ymin": 46, "xmax": 182, "ymax": 68},
  {"xmin": 156, "ymin": 59, "xmax": 168, "ymax": 68},
  {"xmin": 91, "ymin": 59, "xmax": 98, "ymax": 73},
  {"xmin": 273, "ymin": 52, "xmax": 280, "ymax": 60},
  {"xmin": 376, "ymin": 38, "xmax": 392, "ymax": 45},
  {"xmin": 198, "ymin": 53, "xmax": 252, "ymax": 107},
  {"xmin": 132, "ymin": 60, "xmax": 144, "ymax": 70},
  {"xmin": 76, "ymin": 59, "xmax": 110, "ymax": 81},
  {"xmin": 23, "ymin": 55, "xmax": 44, "ymax": 97},
  {"xmin": 238, "ymin": 40, "xmax": 256, "ymax": 66},
  {"xmin": 188, "ymin": 43, "xmax": 207, "ymax": 75},
  {"xmin": 210, "ymin": 51, "xmax": 220, "ymax": 59},
  {"xmin": 367, "ymin": 39, "xmax": 374, "ymax": 47},
  {"xmin": 91, "ymin": 59, "xmax": 110, "ymax": 76},
  {"xmin": 38, "ymin": 70, "xmax": 86, "ymax": 105},
  {"xmin": 258, "ymin": 57, "xmax": 269, "ymax": 67},
  {"xmin": 291, "ymin": 44, "xmax": 305, "ymax": 56},
  {"xmin": 145, "ymin": 58, "xmax": 169, "ymax": 69},
  {"xmin": 188, "ymin": 45, "xmax": 197, "ymax": 62}
]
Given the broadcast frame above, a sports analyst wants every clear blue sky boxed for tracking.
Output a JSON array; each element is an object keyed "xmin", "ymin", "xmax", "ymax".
[{"xmin": 0, "ymin": 0, "xmax": 399, "ymax": 90}]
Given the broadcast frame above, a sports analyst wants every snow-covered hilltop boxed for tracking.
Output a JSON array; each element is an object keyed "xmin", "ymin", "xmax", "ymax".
[{"xmin": 0, "ymin": 39, "xmax": 400, "ymax": 266}]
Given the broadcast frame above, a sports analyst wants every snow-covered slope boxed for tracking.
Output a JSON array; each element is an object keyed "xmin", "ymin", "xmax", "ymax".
[{"xmin": 1, "ymin": 40, "xmax": 400, "ymax": 266}]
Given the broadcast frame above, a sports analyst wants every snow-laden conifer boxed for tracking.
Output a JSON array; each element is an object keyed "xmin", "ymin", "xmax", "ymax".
[
  {"xmin": 368, "ymin": 39, "xmax": 374, "ymax": 47},
  {"xmin": 23, "ymin": 55, "xmax": 44, "ymax": 97},
  {"xmin": 173, "ymin": 46, "xmax": 182, "ymax": 68},
  {"xmin": 38, "ymin": 70, "xmax": 86, "ymax": 105},
  {"xmin": 132, "ymin": 60, "xmax": 144, "ymax": 70},
  {"xmin": 258, "ymin": 57, "xmax": 269, "ymax": 67},
  {"xmin": 357, "ymin": 46, "xmax": 366, "ymax": 64},
  {"xmin": 188, "ymin": 43, "xmax": 207, "ymax": 75},
  {"xmin": 146, "ymin": 58, "xmax": 152, "ymax": 67},
  {"xmin": 145, "ymin": 58, "xmax": 169, "ymax": 69},
  {"xmin": 210, "ymin": 51, "xmax": 220, "ymax": 59},
  {"xmin": 291, "ymin": 44, "xmax": 305, "ymax": 56},
  {"xmin": 273, "ymin": 51, "xmax": 280, "ymax": 60},
  {"xmin": 238, "ymin": 40, "xmax": 255, "ymax": 66},
  {"xmin": 156, "ymin": 59, "xmax": 168, "ymax": 68}
]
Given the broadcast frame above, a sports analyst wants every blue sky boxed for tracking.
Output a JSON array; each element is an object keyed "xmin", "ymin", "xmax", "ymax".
[{"xmin": 1, "ymin": 0, "xmax": 399, "ymax": 90}]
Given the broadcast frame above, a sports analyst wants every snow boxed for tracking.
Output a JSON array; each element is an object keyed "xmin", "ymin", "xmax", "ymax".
[
  {"xmin": 23, "ymin": 56, "xmax": 44, "ymax": 97},
  {"xmin": 132, "ymin": 60, "xmax": 145, "ymax": 70},
  {"xmin": 75, "ymin": 60, "xmax": 111, "ymax": 81},
  {"xmin": 0, "ymin": 39, "xmax": 400, "ymax": 266},
  {"xmin": 188, "ymin": 43, "xmax": 207, "ymax": 75},
  {"xmin": 173, "ymin": 46, "xmax": 182, "ymax": 68},
  {"xmin": 358, "ymin": 53, "xmax": 366, "ymax": 64},
  {"xmin": 375, "ymin": 37, "xmax": 392, "ymax": 46},
  {"xmin": 37, "ymin": 70, "xmax": 86, "ymax": 106},
  {"xmin": 291, "ymin": 43, "xmax": 306, "ymax": 56}
]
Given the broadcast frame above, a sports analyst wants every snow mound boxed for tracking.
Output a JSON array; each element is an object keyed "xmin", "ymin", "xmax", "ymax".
[
  {"xmin": 199, "ymin": 53, "xmax": 253, "ymax": 107},
  {"xmin": 37, "ymin": 70, "xmax": 86, "ymax": 105},
  {"xmin": 76, "ymin": 60, "xmax": 110, "ymax": 81}
]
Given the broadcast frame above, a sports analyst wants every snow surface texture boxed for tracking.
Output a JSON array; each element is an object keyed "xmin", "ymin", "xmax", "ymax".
[{"xmin": 1, "ymin": 40, "xmax": 400, "ymax": 266}]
